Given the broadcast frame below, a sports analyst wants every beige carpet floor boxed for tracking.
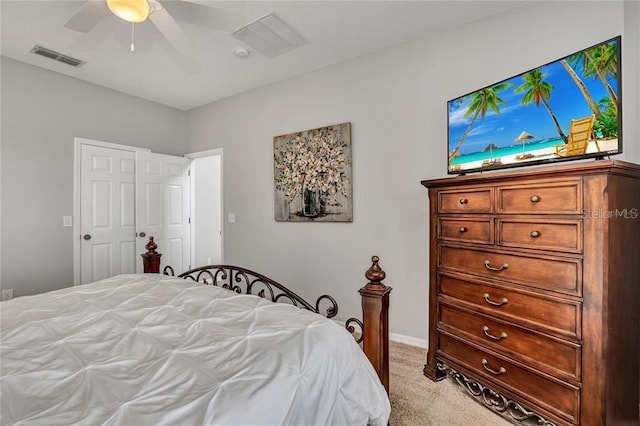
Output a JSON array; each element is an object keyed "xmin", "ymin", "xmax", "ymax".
[{"xmin": 388, "ymin": 340, "xmax": 512, "ymax": 425}]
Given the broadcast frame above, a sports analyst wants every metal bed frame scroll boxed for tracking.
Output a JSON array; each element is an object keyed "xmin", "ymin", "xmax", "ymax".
[{"xmin": 162, "ymin": 264, "xmax": 339, "ymax": 319}]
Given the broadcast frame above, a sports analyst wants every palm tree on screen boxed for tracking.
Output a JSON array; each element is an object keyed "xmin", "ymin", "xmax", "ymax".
[
  {"xmin": 561, "ymin": 56, "xmax": 600, "ymax": 118},
  {"xmin": 584, "ymin": 43, "xmax": 618, "ymax": 113},
  {"xmin": 448, "ymin": 82, "xmax": 512, "ymax": 162},
  {"xmin": 515, "ymin": 68, "xmax": 568, "ymax": 144},
  {"xmin": 595, "ymin": 97, "xmax": 618, "ymax": 139}
]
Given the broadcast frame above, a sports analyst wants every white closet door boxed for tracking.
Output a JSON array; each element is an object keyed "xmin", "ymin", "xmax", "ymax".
[
  {"xmin": 136, "ymin": 151, "xmax": 191, "ymax": 274},
  {"xmin": 80, "ymin": 145, "xmax": 136, "ymax": 284}
]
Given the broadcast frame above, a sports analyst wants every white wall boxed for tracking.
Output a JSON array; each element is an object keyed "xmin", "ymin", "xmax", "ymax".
[
  {"xmin": 186, "ymin": 1, "xmax": 639, "ymax": 342},
  {"xmin": 1, "ymin": 58, "xmax": 186, "ymax": 296},
  {"xmin": 624, "ymin": 0, "xmax": 640, "ymax": 160}
]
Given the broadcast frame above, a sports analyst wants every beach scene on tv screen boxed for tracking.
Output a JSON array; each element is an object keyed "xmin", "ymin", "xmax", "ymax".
[{"xmin": 448, "ymin": 37, "xmax": 619, "ymax": 174}]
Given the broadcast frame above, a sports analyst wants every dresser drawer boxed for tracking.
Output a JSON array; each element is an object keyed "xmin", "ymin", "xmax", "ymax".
[
  {"xmin": 497, "ymin": 180, "xmax": 582, "ymax": 214},
  {"xmin": 439, "ymin": 333, "xmax": 580, "ymax": 424},
  {"xmin": 440, "ymin": 245, "xmax": 581, "ymax": 295},
  {"xmin": 439, "ymin": 274, "xmax": 580, "ymax": 339},
  {"xmin": 439, "ymin": 188, "xmax": 493, "ymax": 213},
  {"xmin": 497, "ymin": 219, "xmax": 582, "ymax": 253},
  {"xmin": 439, "ymin": 303, "xmax": 581, "ymax": 381},
  {"xmin": 439, "ymin": 217, "xmax": 493, "ymax": 244}
]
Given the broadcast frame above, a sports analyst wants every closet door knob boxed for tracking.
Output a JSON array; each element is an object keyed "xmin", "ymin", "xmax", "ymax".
[
  {"xmin": 139, "ymin": 232, "xmax": 146, "ymax": 238},
  {"xmin": 83, "ymin": 234, "xmax": 92, "ymax": 240}
]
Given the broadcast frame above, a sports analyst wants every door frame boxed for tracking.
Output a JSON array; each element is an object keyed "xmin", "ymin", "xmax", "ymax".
[
  {"xmin": 185, "ymin": 148, "xmax": 224, "ymax": 265},
  {"xmin": 73, "ymin": 137, "xmax": 150, "ymax": 285}
]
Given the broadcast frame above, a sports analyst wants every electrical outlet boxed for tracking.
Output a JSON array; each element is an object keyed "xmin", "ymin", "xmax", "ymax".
[{"xmin": 1, "ymin": 289, "xmax": 14, "ymax": 301}]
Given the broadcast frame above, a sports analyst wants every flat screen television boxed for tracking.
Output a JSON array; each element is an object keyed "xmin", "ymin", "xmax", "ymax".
[{"xmin": 447, "ymin": 36, "xmax": 621, "ymax": 175}]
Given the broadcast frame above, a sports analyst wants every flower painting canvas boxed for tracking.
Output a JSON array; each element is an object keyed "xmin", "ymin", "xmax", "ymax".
[{"xmin": 274, "ymin": 122, "xmax": 352, "ymax": 222}]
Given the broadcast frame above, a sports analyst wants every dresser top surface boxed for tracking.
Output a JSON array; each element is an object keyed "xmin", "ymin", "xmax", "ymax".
[{"xmin": 421, "ymin": 159, "xmax": 640, "ymax": 189}]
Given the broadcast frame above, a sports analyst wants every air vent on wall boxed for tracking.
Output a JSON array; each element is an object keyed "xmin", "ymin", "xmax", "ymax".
[
  {"xmin": 30, "ymin": 45, "xmax": 86, "ymax": 68},
  {"xmin": 231, "ymin": 13, "xmax": 307, "ymax": 58}
]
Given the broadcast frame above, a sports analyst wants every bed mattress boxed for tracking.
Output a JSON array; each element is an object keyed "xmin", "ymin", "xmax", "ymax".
[{"xmin": 1, "ymin": 274, "xmax": 390, "ymax": 425}]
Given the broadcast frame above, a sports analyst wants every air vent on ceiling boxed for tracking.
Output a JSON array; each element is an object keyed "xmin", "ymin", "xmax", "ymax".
[
  {"xmin": 30, "ymin": 45, "xmax": 86, "ymax": 68},
  {"xmin": 231, "ymin": 13, "xmax": 307, "ymax": 58}
]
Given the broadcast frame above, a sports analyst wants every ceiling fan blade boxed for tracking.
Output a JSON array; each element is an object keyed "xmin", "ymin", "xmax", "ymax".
[
  {"xmin": 161, "ymin": 1, "xmax": 244, "ymax": 32},
  {"xmin": 149, "ymin": 7, "xmax": 197, "ymax": 57},
  {"xmin": 64, "ymin": 0, "xmax": 109, "ymax": 33}
]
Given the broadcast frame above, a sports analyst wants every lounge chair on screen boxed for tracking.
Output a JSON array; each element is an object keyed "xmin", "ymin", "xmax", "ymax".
[{"xmin": 554, "ymin": 115, "xmax": 598, "ymax": 157}]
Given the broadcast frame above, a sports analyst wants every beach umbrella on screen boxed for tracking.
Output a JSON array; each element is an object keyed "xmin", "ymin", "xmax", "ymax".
[{"xmin": 515, "ymin": 131, "xmax": 534, "ymax": 158}]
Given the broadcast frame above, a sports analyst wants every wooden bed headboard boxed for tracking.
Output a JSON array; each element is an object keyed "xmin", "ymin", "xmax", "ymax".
[{"xmin": 143, "ymin": 238, "xmax": 392, "ymax": 393}]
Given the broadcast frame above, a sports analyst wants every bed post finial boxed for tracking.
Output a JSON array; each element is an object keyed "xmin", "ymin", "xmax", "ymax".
[
  {"xmin": 365, "ymin": 256, "xmax": 386, "ymax": 287},
  {"xmin": 359, "ymin": 255, "xmax": 392, "ymax": 394},
  {"xmin": 145, "ymin": 236, "xmax": 158, "ymax": 253},
  {"xmin": 142, "ymin": 236, "xmax": 162, "ymax": 273}
]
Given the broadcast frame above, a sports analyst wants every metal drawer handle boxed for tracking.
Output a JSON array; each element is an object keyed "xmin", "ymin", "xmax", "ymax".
[
  {"xmin": 459, "ymin": 227, "xmax": 467, "ymax": 233},
  {"xmin": 530, "ymin": 230, "xmax": 540, "ymax": 238},
  {"xmin": 481, "ymin": 359, "xmax": 506, "ymax": 375},
  {"xmin": 459, "ymin": 198, "xmax": 468, "ymax": 205},
  {"xmin": 530, "ymin": 195, "xmax": 540, "ymax": 203},
  {"xmin": 483, "ymin": 293, "xmax": 508, "ymax": 306},
  {"xmin": 482, "ymin": 326, "xmax": 508, "ymax": 341},
  {"xmin": 484, "ymin": 260, "xmax": 509, "ymax": 271}
]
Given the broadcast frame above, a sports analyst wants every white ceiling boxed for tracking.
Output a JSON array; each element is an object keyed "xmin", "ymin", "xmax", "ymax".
[{"xmin": 1, "ymin": 1, "xmax": 528, "ymax": 110}]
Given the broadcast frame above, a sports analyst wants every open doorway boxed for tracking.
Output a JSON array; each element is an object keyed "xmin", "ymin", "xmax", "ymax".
[{"xmin": 187, "ymin": 149, "xmax": 223, "ymax": 266}]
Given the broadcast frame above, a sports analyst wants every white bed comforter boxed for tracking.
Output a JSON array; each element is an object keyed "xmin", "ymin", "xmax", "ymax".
[{"xmin": 1, "ymin": 274, "xmax": 390, "ymax": 425}]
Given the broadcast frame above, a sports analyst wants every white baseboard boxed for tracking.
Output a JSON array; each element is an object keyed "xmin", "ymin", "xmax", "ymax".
[
  {"xmin": 390, "ymin": 332, "xmax": 428, "ymax": 349},
  {"xmin": 333, "ymin": 318, "xmax": 428, "ymax": 349}
]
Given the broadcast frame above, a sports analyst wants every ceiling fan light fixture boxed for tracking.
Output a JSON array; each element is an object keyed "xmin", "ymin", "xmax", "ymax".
[{"xmin": 106, "ymin": 0, "xmax": 150, "ymax": 23}]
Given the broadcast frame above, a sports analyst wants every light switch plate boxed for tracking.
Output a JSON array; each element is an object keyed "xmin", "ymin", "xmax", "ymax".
[{"xmin": 63, "ymin": 216, "xmax": 73, "ymax": 227}]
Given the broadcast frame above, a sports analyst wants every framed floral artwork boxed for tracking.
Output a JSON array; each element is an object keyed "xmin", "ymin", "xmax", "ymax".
[{"xmin": 274, "ymin": 122, "xmax": 352, "ymax": 222}]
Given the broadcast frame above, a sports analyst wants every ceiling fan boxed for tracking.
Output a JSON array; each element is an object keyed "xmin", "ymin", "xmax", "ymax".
[{"xmin": 64, "ymin": 0, "xmax": 243, "ymax": 55}]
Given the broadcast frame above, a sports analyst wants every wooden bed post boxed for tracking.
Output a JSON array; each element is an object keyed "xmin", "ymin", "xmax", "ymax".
[
  {"xmin": 359, "ymin": 256, "xmax": 392, "ymax": 394},
  {"xmin": 141, "ymin": 236, "xmax": 162, "ymax": 273}
]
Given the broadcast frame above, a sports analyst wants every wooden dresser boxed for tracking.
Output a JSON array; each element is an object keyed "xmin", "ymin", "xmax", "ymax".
[{"xmin": 421, "ymin": 160, "xmax": 639, "ymax": 425}]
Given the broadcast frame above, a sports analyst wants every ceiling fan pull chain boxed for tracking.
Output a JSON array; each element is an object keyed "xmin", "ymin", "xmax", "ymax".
[{"xmin": 130, "ymin": 22, "xmax": 135, "ymax": 52}]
